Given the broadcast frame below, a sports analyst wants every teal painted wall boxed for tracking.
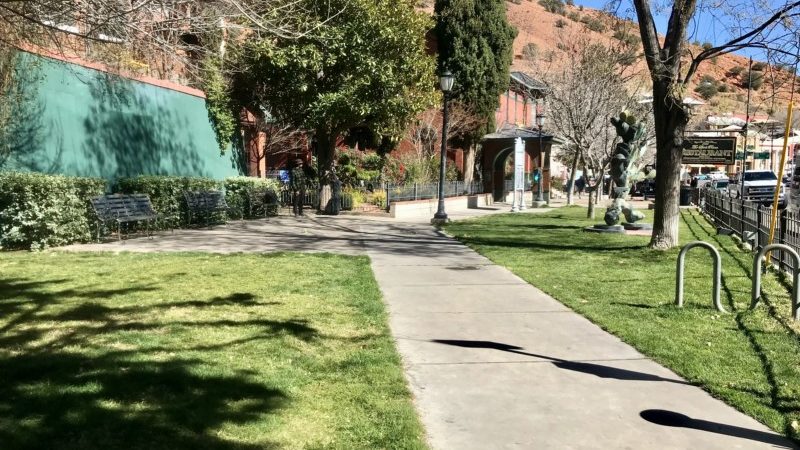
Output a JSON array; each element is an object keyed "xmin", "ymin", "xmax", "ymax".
[{"xmin": 3, "ymin": 52, "xmax": 244, "ymax": 182}]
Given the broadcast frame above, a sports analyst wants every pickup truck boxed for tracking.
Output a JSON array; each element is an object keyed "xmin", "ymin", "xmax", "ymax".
[{"xmin": 728, "ymin": 170, "xmax": 786, "ymax": 206}]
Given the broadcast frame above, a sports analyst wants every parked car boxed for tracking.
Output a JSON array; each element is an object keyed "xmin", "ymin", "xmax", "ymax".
[
  {"xmin": 728, "ymin": 170, "xmax": 786, "ymax": 207},
  {"xmin": 690, "ymin": 174, "xmax": 712, "ymax": 189},
  {"xmin": 709, "ymin": 178, "xmax": 730, "ymax": 193}
]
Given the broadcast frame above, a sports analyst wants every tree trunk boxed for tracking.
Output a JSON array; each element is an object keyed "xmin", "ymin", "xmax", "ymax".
[
  {"xmin": 463, "ymin": 143, "xmax": 478, "ymax": 185},
  {"xmin": 587, "ymin": 170, "xmax": 604, "ymax": 219},
  {"xmin": 316, "ymin": 130, "xmax": 336, "ymax": 213},
  {"xmin": 649, "ymin": 82, "xmax": 689, "ymax": 250},
  {"xmin": 566, "ymin": 149, "xmax": 580, "ymax": 206}
]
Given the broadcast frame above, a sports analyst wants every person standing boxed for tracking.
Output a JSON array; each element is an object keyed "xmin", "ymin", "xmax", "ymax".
[
  {"xmin": 290, "ymin": 158, "xmax": 307, "ymax": 217},
  {"xmin": 575, "ymin": 175, "xmax": 586, "ymax": 199}
]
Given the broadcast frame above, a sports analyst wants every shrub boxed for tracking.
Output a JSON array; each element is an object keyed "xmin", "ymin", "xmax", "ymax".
[
  {"xmin": 728, "ymin": 66, "xmax": 745, "ymax": 77},
  {"xmin": 539, "ymin": 0, "xmax": 565, "ymax": 14},
  {"xmin": 554, "ymin": 18, "xmax": 567, "ymax": 28},
  {"xmin": 581, "ymin": 16, "xmax": 606, "ymax": 32},
  {"xmin": 743, "ymin": 69, "xmax": 765, "ymax": 90},
  {"xmin": 372, "ymin": 190, "xmax": 388, "ymax": 208},
  {"xmin": 522, "ymin": 43, "xmax": 539, "ymax": 61},
  {"xmin": 223, "ymin": 176, "xmax": 280, "ymax": 219},
  {"xmin": 344, "ymin": 188, "xmax": 366, "ymax": 210},
  {"xmin": 701, "ymin": 42, "xmax": 713, "ymax": 51},
  {"xmin": 116, "ymin": 175, "xmax": 221, "ymax": 227},
  {"xmin": 752, "ymin": 61, "xmax": 767, "ymax": 71},
  {"xmin": 0, "ymin": 172, "xmax": 106, "ymax": 250},
  {"xmin": 550, "ymin": 176, "xmax": 565, "ymax": 192},
  {"xmin": 612, "ymin": 29, "xmax": 639, "ymax": 47},
  {"xmin": 567, "ymin": 11, "xmax": 580, "ymax": 22},
  {"xmin": 695, "ymin": 81, "xmax": 718, "ymax": 100}
]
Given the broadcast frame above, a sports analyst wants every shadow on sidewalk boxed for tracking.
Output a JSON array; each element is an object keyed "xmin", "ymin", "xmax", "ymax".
[
  {"xmin": 431, "ymin": 339, "xmax": 688, "ymax": 385},
  {"xmin": 640, "ymin": 409, "xmax": 796, "ymax": 448}
]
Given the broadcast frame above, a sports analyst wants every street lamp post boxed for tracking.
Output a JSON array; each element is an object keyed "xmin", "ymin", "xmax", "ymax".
[
  {"xmin": 432, "ymin": 70, "xmax": 455, "ymax": 225},
  {"xmin": 533, "ymin": 111, "xmax": 548, "ymax": 208}
]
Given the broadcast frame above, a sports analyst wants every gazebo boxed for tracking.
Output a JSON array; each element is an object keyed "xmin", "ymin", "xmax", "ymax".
[{"xmin": 480, "ymin": 125, "xmax": 553, "ymax": 202}]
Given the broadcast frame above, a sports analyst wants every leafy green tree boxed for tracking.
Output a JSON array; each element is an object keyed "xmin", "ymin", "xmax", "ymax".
[
  {"xmin": 229, "ymin": 0, "xmax": 436, "ymax": 209},
  {"xmin": 434, "ymin": 0, "xmax": 517, "ymax": 183}
]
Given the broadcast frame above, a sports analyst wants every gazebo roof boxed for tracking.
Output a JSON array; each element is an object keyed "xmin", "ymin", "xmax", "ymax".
[
  {"xmin": 509, "ymin": 71, "xmax": 549, "ymax": 99},
  {"xmin": 482, "ymin": 125, "xmax": 552, "ymax": 141}
]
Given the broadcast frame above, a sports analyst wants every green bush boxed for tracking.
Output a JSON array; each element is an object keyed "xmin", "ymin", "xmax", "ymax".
[
  {"xmin": 539, "ymin": 0, "xmax": 565, "ymax": 14},
  {"xmin": 728, "ymin": 66, "xmax": 745, "ymax": 77},
  {"xmin": 116, "ymin": 176, "xmax": 221, "ymax": 227},
  {"xmin": 223, "ymin": 177, "xmax": 280, "ymax": 219},
  {"xmin": 581, "ymin": 16, "xmax": 606, "ymax": 32},
  {"xmin": 0, "ymin": 172, "xmax": 106, "ymax": 250},
  {"xmin": 695, "ymin": 82, "xmax": 718, "ymax": 100},
  {"xmin": 743, "ymin": 69, "xmax": 765, "ymax": 90}
]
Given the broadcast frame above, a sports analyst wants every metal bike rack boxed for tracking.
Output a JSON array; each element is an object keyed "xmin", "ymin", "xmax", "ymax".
[
  {"xmin": 750, "ymin": 244, "xmax": 800, "ymax": 320},
  {"xmin": 676, "ymin": 241, "xmax": 725, "ymax": 313}
]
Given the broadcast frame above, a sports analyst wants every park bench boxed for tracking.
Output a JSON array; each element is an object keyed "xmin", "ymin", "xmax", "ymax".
[
  {"xmin": 247, "ymin": 188, "xmax": 280, "ymax": 218},
  {"xmin": 184, "ymin": 190, "xmax": 231, "ymax": 227},
  {"xmin": 90, "ymin": 194, "xmax": 162, "ymax": 241}
]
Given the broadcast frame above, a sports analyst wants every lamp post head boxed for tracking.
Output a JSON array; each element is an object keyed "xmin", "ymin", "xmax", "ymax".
[
  {"xmin": 439, "ymin": 70, "xmax": 455, "ymax": 93},
  {"xmin": 536, "ymin": 111, "xmax": 546, "ymax": 130}
]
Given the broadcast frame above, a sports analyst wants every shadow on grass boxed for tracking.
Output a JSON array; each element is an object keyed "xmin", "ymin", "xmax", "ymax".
[
  {"xmin": 458, "ymin": 237, "xmax": 646, "ymax": 253},
  {"xmin": 431, "ymin": 339, "xmax": 688, "ymax": 385},
  {"xmin": 682, "ymin": 209, "xmax": 799, "ymax": 439},
  {"xmin": 640, "ymin": 410, "xmax": 795, "ymax": 448},
  {"xmin": 0, "ymin": 276, "xmax": 315, "ymax": 449}
]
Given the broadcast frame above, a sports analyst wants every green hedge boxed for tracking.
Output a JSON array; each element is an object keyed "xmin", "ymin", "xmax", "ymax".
[
  {"xmin": 224, "ymin": 176, "xmax": 280, "ymax": 219},
  {"xmin": 0, "ymin": 174, "xmax": 283, "ymax": 250},
  {"xmin": 0, "ymin": 172, "xmax": 106, "ymax": 250},
  {"xmin": 116, "ymin": 176, "xmax": 221, "ymax": 227}
]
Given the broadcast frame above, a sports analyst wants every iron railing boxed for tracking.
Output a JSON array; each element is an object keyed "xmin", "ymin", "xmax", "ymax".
[
  {"xmin": 275, "ymin": 181, "xmax": 487, "ymax": 213},
  {"xmin": 385, "ymin": 181, "xmax": 484, "ymax": 204},
  {"xmin": 700, "ymin": 189, "xmax": 800, "ymax": 273}
]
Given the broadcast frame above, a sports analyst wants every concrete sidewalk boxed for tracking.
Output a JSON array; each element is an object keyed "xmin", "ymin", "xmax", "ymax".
[
  {"xmin": 61, "ymin": 209, "xmax": 796, "ymax": 449},
  {"xmin": 359, "ymin": 218, "xmax": 796, "ymax": 449}
]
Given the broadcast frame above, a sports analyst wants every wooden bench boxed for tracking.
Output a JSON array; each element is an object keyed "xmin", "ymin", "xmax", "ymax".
[
  {"xmin": 90, "ymin": 194, "xmax": 161, "ymax": 241},
  {"xmin": 184, "ymin": 190, "xmax": 230, "ymax": 227}
]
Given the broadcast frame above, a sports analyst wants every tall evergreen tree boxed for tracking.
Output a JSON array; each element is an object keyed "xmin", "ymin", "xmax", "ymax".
[{"xmin": 434, "ymin": 0, "xmax": 516, "ymax": 183}]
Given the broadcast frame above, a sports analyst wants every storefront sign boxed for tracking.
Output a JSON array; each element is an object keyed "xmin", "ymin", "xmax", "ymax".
[{"xmin": 683, "ymin": 137, "xmax": 737, "ymax": 165}]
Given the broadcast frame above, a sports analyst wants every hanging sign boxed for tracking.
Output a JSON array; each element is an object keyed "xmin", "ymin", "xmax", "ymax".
[
  {"xmin": 682, "ymin": 137, "xmax": 737, "ymax": 165},
  {"xmin": 514, "ymin": 137, "xmax": 525, "ymax": 191}
]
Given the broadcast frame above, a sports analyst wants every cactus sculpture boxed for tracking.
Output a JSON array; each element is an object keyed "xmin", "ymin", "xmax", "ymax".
[{"xmin": 604, "ymin": 112, "xmax": 647, "ymax": 226}]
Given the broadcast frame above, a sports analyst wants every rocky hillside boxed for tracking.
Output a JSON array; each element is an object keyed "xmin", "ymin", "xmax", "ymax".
[{"xmin": 423, "ymin": 0, "xmax": 799, "ymax": 121}]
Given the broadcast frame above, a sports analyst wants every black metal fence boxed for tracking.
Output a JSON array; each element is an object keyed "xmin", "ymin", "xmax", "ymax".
[
  {"xmin": 274, "ymin": 181, "xmax": 486, "ymax": 213},
  {"xmin": 700, "ymin": 189, "xmax": 800, "ymax": 273},
  {"xmin": 385, "ymin": 181, "xmax": 484, "ymax": 203}
]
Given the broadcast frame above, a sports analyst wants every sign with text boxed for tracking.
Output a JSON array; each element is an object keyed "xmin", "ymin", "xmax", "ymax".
[
  {"xmin": 514, "ymin": 137, "xmax": 525, "ymax": 190},
  {"xmin": 683, "ymin": 137, "xmax": 737, "ymax": 165}
]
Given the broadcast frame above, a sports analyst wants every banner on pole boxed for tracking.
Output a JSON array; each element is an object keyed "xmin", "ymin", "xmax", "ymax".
[{"xmin": 514, "ymin": 137, "xmax": 525, "ymax": 191}]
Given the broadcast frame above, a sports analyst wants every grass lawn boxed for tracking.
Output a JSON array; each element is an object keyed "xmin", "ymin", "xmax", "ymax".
[
  {"xmin": 445, "ymin": 206, "xmax": 800, "ymax": 442},
  {"xmin": 0, "ymin": 252, "xmax": 426, "ymax": 449}
]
